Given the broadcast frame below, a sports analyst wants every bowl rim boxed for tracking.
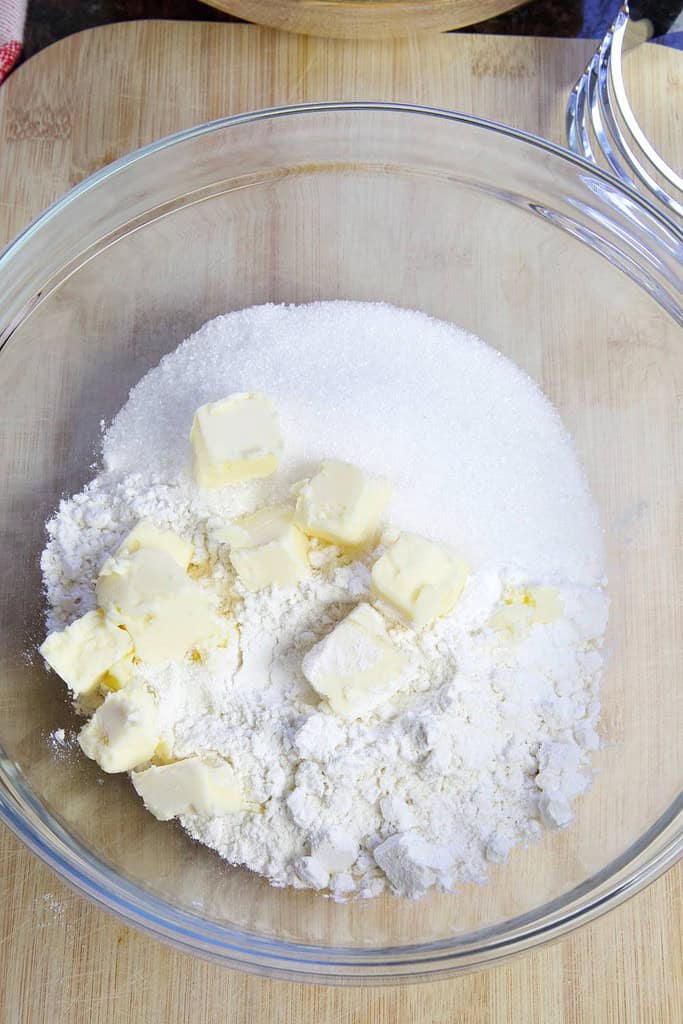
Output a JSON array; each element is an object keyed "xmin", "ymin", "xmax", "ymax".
[
  {"xmin": 1, "ymin": 100, "xmax": 681, "ymax": 280},
  {"xmin": 0, "ymin": 101, "xmax": 680, "ymax": 982}
]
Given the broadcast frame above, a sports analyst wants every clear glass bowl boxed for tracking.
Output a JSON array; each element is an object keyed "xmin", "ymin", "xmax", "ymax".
[{"xmin": 0, "ymin": 103, "xmax": 680, "ymax": 983}]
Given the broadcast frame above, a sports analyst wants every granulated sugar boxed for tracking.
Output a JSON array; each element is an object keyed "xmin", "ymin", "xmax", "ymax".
[
  {"xmin": 41, "ymin": 302, "xmax": 608, "ymax": 899},
  {"xmin": 103, "ymin": 302, "xmax": 604, "ymax": 582}
]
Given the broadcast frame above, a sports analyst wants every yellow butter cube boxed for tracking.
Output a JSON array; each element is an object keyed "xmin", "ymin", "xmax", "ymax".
[
  {"xmin": 192, "ymin": 617, "xmax": 240, "ymax": 663},
  {"xmin": 217, "ymin": 506, "xmax": 309, "ymax": 590},
  {"xmin": 190, "ymin": 392, "xmax": 282, "ymax": 488},
  {"xmin": 114, "ymin": 520, "xmax": 194, "ymax": 570},
  {"xmin": 371, "ymin": 532, "xmax": 468, "ymax": 630},
  {"xmin": 101, "ymin": 653, "xmax": 136, "ymax": 692},
  {"xmin": 490, "ymin": 585, "xmax": 562, "ymax": 640},
  {"xmin": 40, "ymin": 609, "xmax": 133, "ymax": 701},
  {"xmin": 78, "ymin": 687, "xmax": 159, "ymax": 773},
  {"xmin": 153, "ymin": 736, "xmax": 175, "ymax": 765},
  {"xmin": 295, "ymin": 460, "xmax": 391, "ymax": 549},
  {"xmin": 525, "ymin": 586, "xmax": 563, "ymax": 624},
  {"xmin": 302, "ymin": 603, "xmax": 409, "ymax": 719},
  {"xmin": 132, "ymin": 756, "xmax": 245, "ymax": 821},
  {"xmin": 96, "ymin": 548, "xmax": 225, "ymax": 664}
]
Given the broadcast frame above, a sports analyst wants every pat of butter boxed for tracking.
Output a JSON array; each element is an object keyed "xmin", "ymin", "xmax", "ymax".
[
  {"xmin": 217, "ymin": 506, "xmax": 309, "ymax": 590},
  {"xmin": 490, "ymin": 586, "xmax": 562, "ymax": 640},
  {"xmin": 190, "ymin": 392, "xmax": 282, "ymax": 488},
  {"xmin": 302, "ymin": 603, "xmax": 409, "ymax": 719},
  {"xmin": 154, "ymin": 737, "xmax": 175, "ymax": 765},
  {"xmin": 371, "ymin": 532, "xmax": 468, "ymax": 630},
  {"xmin": 132, "ymin": 756, "xmax": 245, "ymax": 820},
  {"xmin": 96, "ymin": 548, "xmax": 225, "ymax": 663},
  {"xmin": 114, "ymin": 520, "xmax": 193, "ymax": 570},
  {"xmin": 102, "ymin": 653, "xmax": 136, "ymax": 692},
  {"xmin": 40, "ymin": 609, "xmax": 133, "ymax": 701},
  {"xmin": 78, "ymin": 687, "xmax": 159, "ymax": 773},
  {"xmin": 295, "ymin": 460, "xmax": 391, "ymax": 549}
]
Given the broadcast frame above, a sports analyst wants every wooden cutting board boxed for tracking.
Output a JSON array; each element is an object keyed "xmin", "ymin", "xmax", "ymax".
[{"xmin": 0, "ymin": 22, "xmax": 680, "ymax": 1024}]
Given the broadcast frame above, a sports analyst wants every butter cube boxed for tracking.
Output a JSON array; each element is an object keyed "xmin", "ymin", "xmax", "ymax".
[
  {"xmin": 217, "ymin": 506, "xmax": 309, "ymax": 590},
  {"xmin": 154, "ymin": 737, "xmax": 175, "ymax": 765},
  {"xmin": 132, "ymin": 756, "xmax": 245, "ymax": 820},
  {"xmin": 190, "ymin": 392, "xmax": 282, "ymax": 488},
  {"xmin": 295, "ymin": 460, "xmax": 391, "ymax": 549},
  {"xmin": 525, "ymin": 586, "xmax": 563, "ymax": 624},
  {"xmin": 78, "ymin": 687, "xmax": 159, "ymax": 773},
  {"xmin": 40, "ymin": 609, "xmax": 133, "ymax": 701},
  {"xmin": 371, "ymin": 532, "xmax": 468, "ymax": 630},
  {"xmin": 490, "ymin": 586, "xmax": 562, "ymax": 640},
  {"xmin": 114, "ymin": 520, "xmax": 193, "ymax": 570},
  {"xmin": 102, "ymin": 653, "xmax": 136, "ymax": 692},
  {"xmin": 302, "ymin": 603, "xmax": 409, "ymax": 719},
  {"xmin": 191, "ymin": 618, "xmax": 240, "ymax": 664},
  {"xmin": 96, "ymin": 548, "xmax": 225, "ymax": 663}
]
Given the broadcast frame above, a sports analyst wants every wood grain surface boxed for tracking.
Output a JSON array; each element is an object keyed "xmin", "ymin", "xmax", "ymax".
[
  {"xmin": 0, "ymin": 22, "xmax": 681, "ymax": 1024},
  {"xmin": 200, "ymin": 0, "xmax": 526, "ymax": 39}
]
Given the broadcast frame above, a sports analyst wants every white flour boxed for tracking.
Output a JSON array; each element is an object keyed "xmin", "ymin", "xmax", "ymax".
[{"xmin": 41, "ymin": 302, "xmax": 608, "ymax": 899}]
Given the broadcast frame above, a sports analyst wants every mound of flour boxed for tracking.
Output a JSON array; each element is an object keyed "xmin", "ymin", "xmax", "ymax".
[{"xmin": 41, "ymin": 302, "xmax": 608, "ymax": 899}]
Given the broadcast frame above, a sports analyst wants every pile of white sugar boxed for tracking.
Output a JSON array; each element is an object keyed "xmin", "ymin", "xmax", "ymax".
[{"xmin": 41, "ymin": 301, "xmax": 608, "ymax": 900}]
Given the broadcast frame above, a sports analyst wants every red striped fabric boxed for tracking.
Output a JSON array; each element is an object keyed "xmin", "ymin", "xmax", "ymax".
[{"xmin": 0, "ymin": 0, "xmax": 26, "ymax": 83}]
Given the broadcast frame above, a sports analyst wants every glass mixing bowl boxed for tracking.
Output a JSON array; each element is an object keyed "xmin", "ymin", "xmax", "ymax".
[{"xmin": 0, "ymin": 103, "xmax": 680, "ymax": 983}]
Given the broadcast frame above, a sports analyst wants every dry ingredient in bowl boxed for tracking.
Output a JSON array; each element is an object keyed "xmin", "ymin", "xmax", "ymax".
[{"xmin": 40, "ymin": 301, "xmax": 608, "ymax": 900}]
